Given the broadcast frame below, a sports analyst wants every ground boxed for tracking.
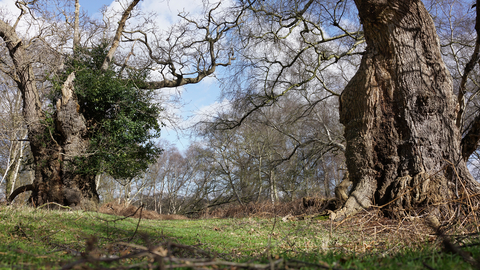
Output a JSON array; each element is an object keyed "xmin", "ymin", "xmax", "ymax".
[{"xmin": 0, "ymin": 202, "xmax": 479, "ymax": 269}]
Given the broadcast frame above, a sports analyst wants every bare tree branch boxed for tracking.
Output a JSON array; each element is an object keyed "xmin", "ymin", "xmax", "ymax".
[{"xmin": 101, "ymin": 0, "xmax": 140, "ymax": 70}]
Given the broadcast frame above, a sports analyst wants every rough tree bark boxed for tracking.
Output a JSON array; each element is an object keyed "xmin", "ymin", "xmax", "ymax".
[
  {"xmin": 336, "ymin": 0, "xmax": 480, "ymax": 220},
  {"xmin": 460, "ymin": 0, "xmax": 480, "ymax": 160},
  {"xmin": 0, "ymin": 18, "xmax": 88, "ymax": 208},
  {"xmin": 4, "ymin": 1, "xmax": 141, "ymax": 209},
  {"xmin": 5, "ymin": 0, "xmax": 236, "ymax": 209}
]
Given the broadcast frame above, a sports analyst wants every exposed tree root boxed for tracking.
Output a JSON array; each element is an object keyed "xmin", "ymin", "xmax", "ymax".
[
  {"xmin": 8, "ymin": 184, "xmax": 33, "ymax": 203},
  {"xmin": 331, "ymin": 170, "xmax": 480, "ymax": 222},
  {"xmin": 330, "ymin": 190, "xmax": 372, "ymax": 221},
  {"xmin": 385, "ymin": 173, "xmax": 452, "ymax": 218}
]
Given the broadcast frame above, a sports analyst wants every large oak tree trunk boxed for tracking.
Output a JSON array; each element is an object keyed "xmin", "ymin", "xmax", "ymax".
[
  {"xmin": 27, "ymin": 73, "xmax": 99, "ymax": 209},
  {"xmin": 1, "ymin": 20, "xmax": 98, "ymax": 209},
  {"xmin": 3, "ymin": 0, "xmax": 142, "ymax": 209},
  {"xmin": 336, "ymin": 0, "xmax": 480, "ymax": 220}
]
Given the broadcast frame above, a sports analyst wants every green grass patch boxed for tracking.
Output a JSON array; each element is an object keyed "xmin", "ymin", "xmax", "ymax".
[{"xmin": 0, "ymin": 205, "xmax": 479, "ymax": 269}]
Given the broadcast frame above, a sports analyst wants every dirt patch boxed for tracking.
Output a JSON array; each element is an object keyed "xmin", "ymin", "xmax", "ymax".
[{"xmin": 99, "ymin": 202, "xmax": 188, "ymax": 220}]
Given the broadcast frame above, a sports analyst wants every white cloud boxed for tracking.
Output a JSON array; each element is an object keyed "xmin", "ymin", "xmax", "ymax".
[
  {"xmin": 197, "ymin": 75, "xmax": 217, "ymax": 87},
  {"xmin": 186, "ymin": 98, "xmax": 231, "ymax": 126},
  {"xmin": 101, "ymin": 0, "xmax": 207, "ymax": 33},
  {"xmin": 0, "ymin": 0, "xmax": 20, "ymax": 22},
  {"xmin": 140, "ymin": 0, "xmax": 203, "ymax": 24}
]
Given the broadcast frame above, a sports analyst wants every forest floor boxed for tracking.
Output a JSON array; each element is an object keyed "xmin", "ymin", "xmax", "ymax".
[{"xmin": 0, "ymin": 203, "xmax": 479, "ymax": 269}]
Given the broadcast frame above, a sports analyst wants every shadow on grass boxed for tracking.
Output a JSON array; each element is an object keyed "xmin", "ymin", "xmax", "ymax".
[{"xmin": 1, "ymin": 205, "xmax": 480, "ymax": 270}]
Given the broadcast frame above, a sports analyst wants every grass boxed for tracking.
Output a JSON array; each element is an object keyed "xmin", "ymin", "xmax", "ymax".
[{"xmin": 0, "ymin": 204, "xmax": 479, "ymax": 269}]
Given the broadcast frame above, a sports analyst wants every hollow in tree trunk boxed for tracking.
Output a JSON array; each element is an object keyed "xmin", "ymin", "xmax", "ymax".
[{"xmin": 336, "ymin": 0, "xmax": 480, "ymax": 220}]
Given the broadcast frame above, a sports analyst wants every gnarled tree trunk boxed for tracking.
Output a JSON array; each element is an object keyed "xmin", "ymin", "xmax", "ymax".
[
  {"xmin": 6, "ymin": 70, "xmax": 99, "ymax": 209},
  {"xmin": 336, "ymin": 0, "xmax": 480, "ymax": 220},
  {"xmin": 4, "ymin": 0, "xmax": 140, "ymax": 209},
  {"xmin": 26, "ymin": 73, "xmax": 99, "ymax": 209},
  {"xmin": 1, "ymin": 6, "xmax": 99, "ymax": 209},
  {"xmin": 3, "ymin": 0, "xmax": 234, "ymax": 209}
]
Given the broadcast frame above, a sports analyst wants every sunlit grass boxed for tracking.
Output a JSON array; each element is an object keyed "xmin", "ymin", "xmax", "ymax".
[{"xmin": 0, "ymin": 205, "xmax": 479, "ymax": 269}]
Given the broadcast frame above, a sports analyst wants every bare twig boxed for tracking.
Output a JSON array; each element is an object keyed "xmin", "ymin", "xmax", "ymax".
[
  {"xmin": 426, "ymin": 216, "xmax": 480, "ymax": 269},
  {"xmin": 37, "ymin": 202, "xmax": 72, "ymax": 210},
  {"xmin": 128, "ymin": 204, "xmax": 143, "ymax": 242}
]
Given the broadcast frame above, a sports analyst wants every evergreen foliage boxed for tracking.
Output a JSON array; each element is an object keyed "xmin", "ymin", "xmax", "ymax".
[{"xmin": 51, "ymin": 42, "xmax": 163, "ymax": 179}]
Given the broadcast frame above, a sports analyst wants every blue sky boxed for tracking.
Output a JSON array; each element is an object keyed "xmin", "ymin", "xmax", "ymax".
[{"xmin": 79, "ymin": 0, "xmax": 111, "ymax": 15}]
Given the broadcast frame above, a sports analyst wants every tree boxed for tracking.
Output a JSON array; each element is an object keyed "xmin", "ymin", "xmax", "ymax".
[
  {"xmin": 334, "ymin": 0, "xmax": 480, "ymax": 220},
  {"xmin": 197, "ymin": 89, "xmax": 346, "ymax": 204},
  {"xmin": 3, "ymin": 0, "xmax": 237, "ymax": 209},
  {"xmin": 214, "ymin": 0, "xmax": 358, "ymax": 205},
  {"xmin": 51, "ymin": 43, "xmax": 163, "ymax": 180},
  {"xmin": 0, "ymin": 74, "xmax": 29, "ymax": 199},
  {"xmin": 215, "ymin": 0, "xmax": 480, "ymax": 220}
]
